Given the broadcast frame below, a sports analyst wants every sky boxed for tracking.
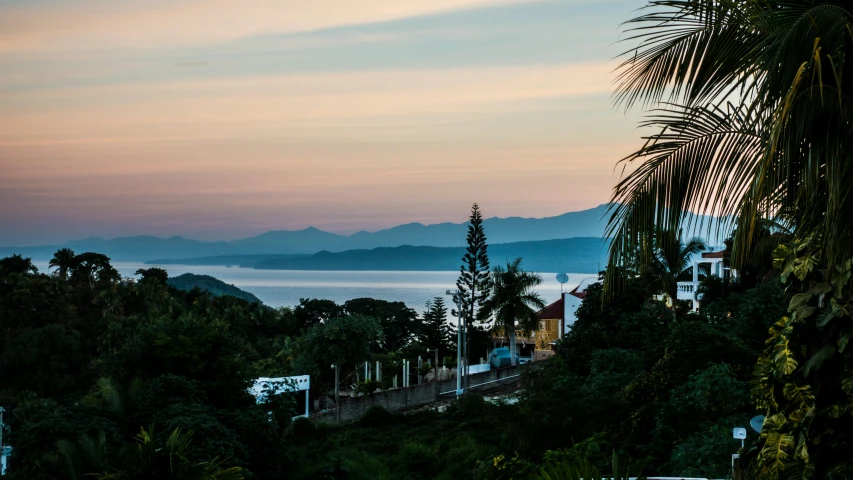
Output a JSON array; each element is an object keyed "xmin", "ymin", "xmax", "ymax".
[{"xmin": 0, "ymin": 0, "xmax": 644, "ymax": 246}]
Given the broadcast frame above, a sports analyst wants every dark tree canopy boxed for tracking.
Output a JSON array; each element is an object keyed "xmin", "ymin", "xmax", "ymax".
[
  {"xmin": 344, "ymin": 297, "xmax": 418, "ymax": 352},
  {"xmin": 294, "ymin": 298, "xmax": 344, "ymax": 331},
  {"xmin": 135, "ymin": 267, "xmax": 169, "ymax": 286},
  {"xmin": 417, "ymin": 297, "xmax": 451, "ymax": 353},
  {"xmin": 0, "ymin": 254, "xmax": 38, "ymax": 276}
]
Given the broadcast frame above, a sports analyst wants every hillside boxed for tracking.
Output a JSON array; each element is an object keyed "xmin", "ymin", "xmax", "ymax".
[
  {"xmin": 167, "ymin": 273, "xmax": 262, "ymax": 304},
  {"xmin": 251, "ymin": 237, "xmax": 609, "ymax": 273}
]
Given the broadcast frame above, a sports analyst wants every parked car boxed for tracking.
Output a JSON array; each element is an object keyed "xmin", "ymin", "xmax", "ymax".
[{"xmin": 488, "ymin": 347, "xmax": 520, "ymax": 368}]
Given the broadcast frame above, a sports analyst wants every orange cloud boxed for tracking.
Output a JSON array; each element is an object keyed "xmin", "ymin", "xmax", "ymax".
[{"xmin": 0, "ymin": 62, "xmax": 617, "ymax": 149}]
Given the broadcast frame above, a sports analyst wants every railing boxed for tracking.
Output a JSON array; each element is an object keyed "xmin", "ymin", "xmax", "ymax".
[
  {"xmin": 676, "ymin": 281, "xmax": 700, "ymax": 300},
  {"xmin": 493, "ymin": 321, "xmax": 560, "ymax": 349}
]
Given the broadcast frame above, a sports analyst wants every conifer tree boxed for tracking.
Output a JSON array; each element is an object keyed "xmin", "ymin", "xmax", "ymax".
[
  {"xmin": 456, "ymin": 203, "xmax": 491, "ymax": 388},
  {"xmin": 418, "ymin": 297, "xmax": 451, "ymax": 354}
]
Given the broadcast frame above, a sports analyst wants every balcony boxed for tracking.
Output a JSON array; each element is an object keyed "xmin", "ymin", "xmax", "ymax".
[{"xmin": 676, "ymin": 281, "xmax": 699, "ymax": 301}]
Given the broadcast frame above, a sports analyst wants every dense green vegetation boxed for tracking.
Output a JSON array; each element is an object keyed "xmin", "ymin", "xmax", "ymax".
[
  {"xmin": 167, "ymin": 272, "xmax": 263, "ymax": 304},
  {"xmin": 283, "ymin": 271, "xmax": 788, "ymax": 479},
  {"xmin": 1, "ymin": 243, "xmax": 796, "ymax": 479},
  {"xmin": 0, "ymin": 250, "xmax": 464, "ymax": 478}
]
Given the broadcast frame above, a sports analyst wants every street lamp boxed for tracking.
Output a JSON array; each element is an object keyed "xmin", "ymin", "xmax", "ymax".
[{"xmin": 446, "ymin": 289, "xmax": 464, "ymax": 397}]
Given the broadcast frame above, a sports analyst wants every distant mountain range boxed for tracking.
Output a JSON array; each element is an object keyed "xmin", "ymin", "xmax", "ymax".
[
  {"xmin": 1, "ymin": 204, "xmax": 726, "ymax": 270},
  {"xmin": 2, "ymin": 205, "xmax": 615, "ymax": 261},
  {"xmin": 248, "ymin": 237, "xmax": 609, "ymax": 273}
]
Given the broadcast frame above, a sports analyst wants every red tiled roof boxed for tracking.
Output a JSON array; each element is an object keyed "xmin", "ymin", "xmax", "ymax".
[
  {"xmin": 537, "ymin": 298, "xmax": 563, "ymax": 319},
  {"xmin": 568, "ymin": 284, "xmax": 587, "ymax": 299},
  {"xmin": 701, "ymin": 251, "xmax": 726, "ymax": 259}
]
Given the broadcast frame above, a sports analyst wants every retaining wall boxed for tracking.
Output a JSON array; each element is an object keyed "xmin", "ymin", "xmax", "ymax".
[{"xmin": 329, "ymin": 365, "xmax": 522, "ymax": 422}]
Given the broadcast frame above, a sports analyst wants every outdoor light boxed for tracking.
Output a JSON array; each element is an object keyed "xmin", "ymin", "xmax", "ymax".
[{"xmin": 733, "ymin": 427, "xmax": 747, "ymax": 448}]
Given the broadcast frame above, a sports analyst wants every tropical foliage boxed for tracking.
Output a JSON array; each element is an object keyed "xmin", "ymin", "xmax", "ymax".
[
  {"xmin": 0, "ymin": 250, "xmax": 449, "ymax": 478},
  {"xmin": 0, "ymin": 242, "xmax": 799, "ymax": 478},
  {"xmin": 641, "ymin": 229, "xmax": 706, "ymax": 323},
  {"xmin": 606, "ymin": 1, "xmax": 853, "ymax": 477}
]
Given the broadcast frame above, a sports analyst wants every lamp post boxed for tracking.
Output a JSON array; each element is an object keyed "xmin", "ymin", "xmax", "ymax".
[
  {"xmin": 331, "ymin": 364, "xmax": 340, "ymax": 422},
  {"xmin": 446, "ymin": 289, "xmax": 463, "ymax": 397},
  {"xmin": 427, "ymin": 347, "xmax": 440, "ymax": 401}
]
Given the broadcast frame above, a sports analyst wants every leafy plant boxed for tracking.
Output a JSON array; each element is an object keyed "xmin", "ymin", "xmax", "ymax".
[
  {"xmin": 749, "ymin": 237, "xmax": 853, "ymax": 478},
  {"xmin": 529, "ymin": 451, "xmax": 645, "ymax": 480},
  {"xmin": 90, "ymin": 426, "xmax": 244, "ymax": 479}
]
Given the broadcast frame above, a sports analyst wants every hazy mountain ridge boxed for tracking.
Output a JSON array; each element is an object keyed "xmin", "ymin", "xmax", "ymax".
[
  {"xmin": 0, "ymin": 204, "xmax": 726, "ymax": 262},
  {"xmin": 2, "ymin": 205, "xmax": 613, "ymax": 260},
  {"xmin": 250, "ymin": 237, "xmax": 609, "ymax": 273}
]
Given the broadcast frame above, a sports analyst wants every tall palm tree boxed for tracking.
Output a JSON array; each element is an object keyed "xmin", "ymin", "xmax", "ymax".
[
  {"xmin": 608, "ymin": 2, "xmax": 853, "ymax": 477},
  {"xmin": 479, "ymin": 258, "xmax": 545, "ymax": 366},
  {"xmin": 49, "ymin": 248, "xmax": 76, "ymax": 281},
  {"xmin": 606, "ymin": 0, "xmax": 853, "ymax": 281},
  {"xmin": 645, "ymin": 229, "xmax": 705, "ymax": 324}
]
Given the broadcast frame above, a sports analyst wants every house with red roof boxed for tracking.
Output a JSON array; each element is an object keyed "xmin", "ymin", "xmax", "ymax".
[{"xmin": 490, "ymin": 277, "xmax": 594, "ymax": 362}]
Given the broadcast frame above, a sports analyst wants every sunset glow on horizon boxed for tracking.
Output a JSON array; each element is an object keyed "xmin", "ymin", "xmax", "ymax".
[{"xmin": 0, "ymin": 0, "xmax": 642, "ymax": 246}]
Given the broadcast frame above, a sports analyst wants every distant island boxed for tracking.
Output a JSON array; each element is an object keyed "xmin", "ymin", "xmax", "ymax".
[
  {"xmin": 149, "ymin": 237, "xmax": 610, "ymax": 273},
  {"xmin": 167, "ymin": 273, "xmax": 263, "ymax": 304}
]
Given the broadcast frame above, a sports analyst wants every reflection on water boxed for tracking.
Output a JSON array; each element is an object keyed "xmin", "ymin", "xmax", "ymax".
[{"xmin": 33, "ymin": 261, "xmax": 597, "ymax": 312}]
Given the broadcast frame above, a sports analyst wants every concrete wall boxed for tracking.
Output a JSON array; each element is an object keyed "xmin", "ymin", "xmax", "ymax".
[{"xmin": 327, "ymin": 365, "xmax": 522, "ymax": 422}]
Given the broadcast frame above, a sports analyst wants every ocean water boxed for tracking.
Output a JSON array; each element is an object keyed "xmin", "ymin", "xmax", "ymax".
[{"xmin": 33, "ymin": 261, "xmax": 597, "ymax": 312}]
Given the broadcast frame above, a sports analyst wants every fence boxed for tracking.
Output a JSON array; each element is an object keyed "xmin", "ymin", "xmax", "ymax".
[{"xmin": 320, "ymin": 365, "xmax": 522, "ymax": 422}]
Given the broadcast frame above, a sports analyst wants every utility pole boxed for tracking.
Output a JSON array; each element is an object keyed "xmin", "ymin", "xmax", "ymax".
[
  {"xmin": 332, "ymin": 365, "xmax": 340, "ymax": 422},
  {"xmin": 464, "ymin": 318, "xmax": 470, "ymax": 392},
  {"xmin": 429, "ymin": 348, "xmax": 440, "ymax": 401},
  {"xmin": 433, "ymin": 348, "xmax": 439, "ymax": 381},
  {"xmin": 447, "ymin": 290, "xmax": 463, "ymax": 397}
]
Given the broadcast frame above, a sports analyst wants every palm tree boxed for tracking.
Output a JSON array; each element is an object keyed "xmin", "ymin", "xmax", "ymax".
[
  {"xmin": 479, "ymin": 258, "xmax": 545, "ymax": 366},
  {"xmin": 607, "ymin": 2, "xmax": 853, "ymax": 477},
  {"xmin": 644, "ymin": 229, "xmax": 705, "ymax": 324},
  {"xmin": 606, "ymin": 0, "xmax": 853, "ymax": 279},
  {"xmin": 49, "ymin": 248, "xmax": 76, "ymax": 280}
]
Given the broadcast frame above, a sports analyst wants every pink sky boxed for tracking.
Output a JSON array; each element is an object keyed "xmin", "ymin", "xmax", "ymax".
[{"xmin": 0, "ymin": 0, "xmax": 641, "ymax": 245}]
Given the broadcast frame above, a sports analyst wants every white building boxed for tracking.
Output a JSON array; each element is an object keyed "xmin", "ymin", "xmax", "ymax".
[{"xmin": 676, "ymin": 250, "xmax": 732, "ymax": 310}]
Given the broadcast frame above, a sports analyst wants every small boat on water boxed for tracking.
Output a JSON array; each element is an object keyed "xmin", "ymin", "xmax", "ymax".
[{"xmin": 225, "ymin": 265, "xmax": 232, "ymax": 268}]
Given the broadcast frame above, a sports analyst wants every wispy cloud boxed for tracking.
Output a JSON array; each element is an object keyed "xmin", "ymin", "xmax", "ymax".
[
  {"xmin": 0, "ymin": 0, "xmax": 641, "ymax": 245},
  {"xmin": 0, "ymin": 0, "xmax": 544, "ymax": 52},
  {"xmin": 0, "ymin": 62, "xmax": 617, "ymax": 148}
]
